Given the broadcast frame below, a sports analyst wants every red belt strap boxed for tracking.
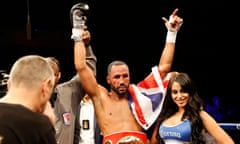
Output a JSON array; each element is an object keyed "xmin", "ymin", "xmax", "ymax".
[{"xmin": 103, "ymin": 131, "xmax": 147, "ymax": 144}]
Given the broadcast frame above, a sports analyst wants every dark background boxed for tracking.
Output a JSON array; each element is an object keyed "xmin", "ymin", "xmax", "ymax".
[{"xmin": 0, "ymin": 0, "xmax": 239, "ymax": 123}]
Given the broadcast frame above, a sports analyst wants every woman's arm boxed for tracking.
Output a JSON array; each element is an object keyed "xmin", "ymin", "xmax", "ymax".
[{"xmin": 200, "ymin": 110, "xmax": 234, "ymax": 144}]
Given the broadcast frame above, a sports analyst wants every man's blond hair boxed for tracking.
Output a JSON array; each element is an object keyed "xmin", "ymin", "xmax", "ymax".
[{"xmin": 8, "ymin": 55, "xmax": 55, "ymax": 88}]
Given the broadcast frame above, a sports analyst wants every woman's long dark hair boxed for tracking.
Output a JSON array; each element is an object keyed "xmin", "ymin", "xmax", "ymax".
[{"xmin": 155, "ymin": 72, "xmax": 206, "ymax": 144}]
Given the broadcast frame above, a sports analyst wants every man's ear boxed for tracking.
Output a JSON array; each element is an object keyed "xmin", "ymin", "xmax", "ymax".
[
  {"xmin": 106, "ymin": 75, "xmax": 110, "ymax": 84},
  {"xmin": 58, "ymin": 72, "xmax": 61, "ymax": 80},
  {"xmin": 42, "ymin": 78, "xmax": 54, "ymax": 99}
]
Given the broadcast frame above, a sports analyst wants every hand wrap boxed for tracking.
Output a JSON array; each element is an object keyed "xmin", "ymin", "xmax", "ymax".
[{"xmin": 165, "ymin": 15, "xmax": 183, "ymax": 43}]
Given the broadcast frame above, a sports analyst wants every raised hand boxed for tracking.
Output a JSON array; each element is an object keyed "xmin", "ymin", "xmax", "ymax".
[
  {"xmin": 70, "ymin": 3, "xmax": 90, "ymax": 41},
  {"xmin": 162, "ymin": 8, "xmax": 183, "ymax": 32}
]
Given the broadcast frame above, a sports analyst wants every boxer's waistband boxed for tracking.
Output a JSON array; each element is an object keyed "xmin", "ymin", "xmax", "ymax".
[{"xmin": 102, "ymin": 131, "xmax": 147, "ymax": 144}]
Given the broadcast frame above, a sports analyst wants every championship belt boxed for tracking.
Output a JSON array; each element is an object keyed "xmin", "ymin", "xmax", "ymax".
[{"xmin": 103, "ymin": 131, "xmax": 147, "ymax": 144}]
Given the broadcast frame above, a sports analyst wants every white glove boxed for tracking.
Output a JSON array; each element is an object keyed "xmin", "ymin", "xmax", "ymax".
[{"xmin": 71, "ymin": 9, "xmax": 87, "ymax": 41}]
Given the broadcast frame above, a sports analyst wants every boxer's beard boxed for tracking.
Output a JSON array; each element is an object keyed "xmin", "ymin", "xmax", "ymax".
[{"xmin": 110, "ymin": 83, "xmax": 129, "ymax": 98}]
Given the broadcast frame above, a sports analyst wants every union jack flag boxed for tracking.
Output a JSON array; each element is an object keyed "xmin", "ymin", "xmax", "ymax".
[{"xmin": 128, "ymin": 66, "xmax": 171, "ymax": 130}]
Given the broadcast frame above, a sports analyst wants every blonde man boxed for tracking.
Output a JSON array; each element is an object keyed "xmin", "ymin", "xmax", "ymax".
[{"xmin": 0, "ymin": 55, "xmax": 56, "ymax": 144}]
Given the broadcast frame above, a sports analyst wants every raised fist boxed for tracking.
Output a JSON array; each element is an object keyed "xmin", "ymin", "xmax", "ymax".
[
  {"xmin": 70, "ymin": 3, "xmax": 90, "ymax": 41},
  {"xmin": 70, "ymin": 3, "xmax": 89, "ymax": 28}
]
